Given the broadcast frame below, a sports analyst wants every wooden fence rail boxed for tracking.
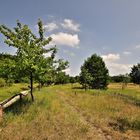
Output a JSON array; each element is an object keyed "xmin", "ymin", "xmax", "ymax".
[{"xmin": 0, "ymin": 90, "xmax": 30, "ymax": 118}]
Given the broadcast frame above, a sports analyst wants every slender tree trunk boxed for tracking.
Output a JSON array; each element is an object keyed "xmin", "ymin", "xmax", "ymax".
[
  {"xmin": 38, "ymin": 82, "xmax": 41, "ymax": 91},
  {"xmin": 30, "ymin": 72, "xmax": 34, "ymax": 101},
  {"xmin": 85, "ymin": 83, "xmax": 87, "ymax": 91}
]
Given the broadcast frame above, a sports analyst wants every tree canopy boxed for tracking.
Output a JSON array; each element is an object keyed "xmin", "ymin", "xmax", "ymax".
[
  {"xmin": 130, "ymin": 63, "xmax": 140, "ymax": 85},
  {"xmin": 0, "ymin": 20, "xmax": 68, "ymax": 101},
  {"xmin": 79, "ymin": 54, "xmax": 109, "ymax": 89}
]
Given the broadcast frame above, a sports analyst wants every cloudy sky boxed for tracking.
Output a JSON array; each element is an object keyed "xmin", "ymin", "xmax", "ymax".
[{"xmin": 0, "ymin": 0, "xmax": 140, "ymax": 76}]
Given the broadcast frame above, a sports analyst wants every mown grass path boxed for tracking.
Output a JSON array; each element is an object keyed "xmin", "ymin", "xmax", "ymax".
[
  {"xmin": 57, "ymin": 90, "xmax": 112, "ymax": 140},
  {"xmin": 55, "ymin": 88, "xmax": 140, "ymax": 140}
]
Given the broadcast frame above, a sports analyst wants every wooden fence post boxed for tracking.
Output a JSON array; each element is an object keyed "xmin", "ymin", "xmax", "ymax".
[{"xmin": 0, "ymin": 105, "xmax": 3, "ymax": 118}]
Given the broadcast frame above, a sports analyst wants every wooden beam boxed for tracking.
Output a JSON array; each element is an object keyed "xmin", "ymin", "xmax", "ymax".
[
  {"xmin": 0, "ymin": 90, "xmax": 30, "ymax": 109},
  {"xmin": 0, "ymin": 105, "xmax": 3, "ymax": 118},
  {"xmin": 3, "ymin": 95, "xmax": 21, "ymax": 109},
  {"xmin": 20, "ymin": 90, "xmax": 30, "ymax": 96},
  {"xmin": 0, "ymin": 89, "xmax": 31, "ymax": 119}
]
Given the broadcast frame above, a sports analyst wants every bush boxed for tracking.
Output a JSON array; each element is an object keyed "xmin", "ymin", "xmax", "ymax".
[{"xmin": 0, "ymin": 78, "xmax": 6, "ymax": 87}]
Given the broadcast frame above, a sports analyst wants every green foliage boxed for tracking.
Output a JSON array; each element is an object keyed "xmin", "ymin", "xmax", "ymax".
[
  {"xmin": 130, "ymin": 63, "xmax": 140, "ymax": 85},
  {"xmin": 0, "ymin": 78, "xmax": 6, "ymax": 87},
  {"xmin": 74, "ymin": 76, "xmax": 80, "ymax": 83},
  {"xmin": 79, "ymin": 54, "xmax": 109, "ymax": 89},
  {"xmin": 55, "ymin": 72, "xmax": 70, "ymax": 84},
  {"xmin": 34, "ymin": 56, "xmax": 69, "ymax": 86},
  {"xmin": 69, "ymin": 76, "xmax": 76, "ymax": 84},
  {"xmin": 0, "ymin": 54, "xmax": 17, "ymax": 83},
  {"xmin": 0, "ymin": 19, "xmax": 68, "ymax": 101},
  {"xmin": 0, "ymin": 83, "xmax": 29, "ymax": 102},
  {"xmin": 110, "ymin": 74, "xmax": 131, "ymax": 83}
]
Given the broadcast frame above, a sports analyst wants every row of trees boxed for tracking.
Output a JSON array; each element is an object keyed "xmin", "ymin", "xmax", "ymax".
[{"xmin": 0, "ymin": 53, "xmax": 78, "ymax": 86}]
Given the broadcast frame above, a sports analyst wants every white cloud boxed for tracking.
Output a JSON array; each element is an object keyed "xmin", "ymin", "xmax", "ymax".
[
  {"xmin": 101, "ymin": 53, "xmax": 132, "ymax": 75},
  {"xmin": 101, "ymin": 53, "xmax": 120, "ymax": 62},
  {"xmin": 123, "ymin": 51, "xmax": 131, "ymax": 55},
  {"xmin": 61, "ymin": 19, "xmax": 80, "ymax": 32},
  {"xmin": 35, "ymin": 18, "xmax": 80, "ymax": 33},
  {"xmin": 43, "ymin": 52, "xmax": 52, "ymax": 58},
  {"xmin": 44, "ymin": 22, "xmax": 58, "ymax": 32},
  {"xmin": 63, "ymin": 68, "xmax": 71, "ymax": 75},
  {"xmin": 105, "ymin": 63, "xmax": 132, "ymax": 75},
  {"xmin": 51, "ymin": 32, "xmax": 80, "ymax": 47}
]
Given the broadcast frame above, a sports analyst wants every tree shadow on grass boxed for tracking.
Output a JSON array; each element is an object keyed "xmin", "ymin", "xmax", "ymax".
[
  {"xmin": 109, "ymin": 117, "xmax": 140, "ymax": 132},
  {"xmin": 4, "ymin": 98, "xmax": 32, "ymax": 115}
]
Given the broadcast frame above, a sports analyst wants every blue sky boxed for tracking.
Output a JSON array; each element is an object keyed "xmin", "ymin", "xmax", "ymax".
[{"xmin": 0, "ymin": 0, "xmax": 140, "ymax": 76}]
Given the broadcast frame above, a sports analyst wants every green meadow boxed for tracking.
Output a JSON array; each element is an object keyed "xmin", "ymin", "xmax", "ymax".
[
  {"xmin": 0, "ymin": 83, "xmax": 140, "ymax": 140},
  {"xmin": 0, "ymin": 83, "xmax": 29, "ymax": 102}
]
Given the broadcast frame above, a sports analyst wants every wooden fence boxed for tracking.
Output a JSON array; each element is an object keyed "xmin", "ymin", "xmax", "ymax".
[{"xmin": 0, "ymin": 90, "xmax": 30, "ymax": 118}]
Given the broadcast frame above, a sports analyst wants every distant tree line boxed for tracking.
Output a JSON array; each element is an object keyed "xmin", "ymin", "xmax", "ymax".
[{"xmin": 110, "ymin": 74, "xmax": 130, "ymax": 83}]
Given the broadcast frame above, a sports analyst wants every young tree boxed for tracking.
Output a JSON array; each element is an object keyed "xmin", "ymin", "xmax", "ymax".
[
  {"xmin": 79, "ymin": 54, "xmax": 109, "ymax": 89},
  {"xmin": 55, "ymin": 72, "xmax": 70, "ymax": 85},
  {"xmin": 34, "ymin": 49, "xmax": 56, "ymax": 88},
  {"xmin": 35, "ymin": 50, "xmax": 69, "ymax": 87},
  {"xmin": 130, "ymin": 63, "xmax": 140, "ymax": 86},
  {"xmin": 0, "ymin": 20, "xmax": 57, "ymax": 101}
]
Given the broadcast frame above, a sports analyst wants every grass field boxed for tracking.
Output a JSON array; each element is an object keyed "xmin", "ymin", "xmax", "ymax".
[
  {"xmin": 0, "ymin": 83, "xmax": 140, "ymax": 140},
  {"xmin": 108, "ymin": 83, "xmax": 140, "ymax": 99},
  {"xmin": 0, "ymin": 83, "xmax": 29, "ymax": 102}
]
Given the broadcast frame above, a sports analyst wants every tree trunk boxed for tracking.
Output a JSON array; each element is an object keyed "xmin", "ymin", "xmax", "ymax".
[
  {"xmin": 38, "ymin": 82, "xmax": 41, "ymax": 91},
  {"xmin": 30, "ymin": 72, "xmax": 34, "ymax": 101},
  {"xmin": 85, "ymin": 83, "xmax": 87, "ymax": 91}
]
